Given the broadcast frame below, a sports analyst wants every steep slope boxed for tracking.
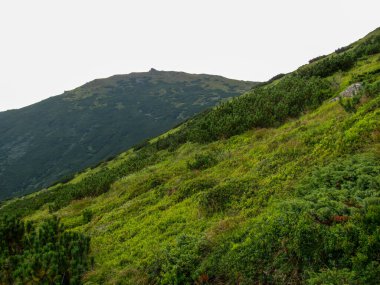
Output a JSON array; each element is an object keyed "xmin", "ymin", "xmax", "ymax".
[
  {"xmin": 1, "ymin": 28, "xmax": 379, "ymax": 284},
  {"xmin": 0, "ymin": 70, "xmax": 254, "ymax": 200}
]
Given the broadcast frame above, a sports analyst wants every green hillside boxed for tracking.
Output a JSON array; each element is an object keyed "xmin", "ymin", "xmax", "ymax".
[
  {"xmin": 0, "ymin": 71, "xmax": 254, "ymax": 200},
  {"xmin": 1, "ymin": 28, "xmax": 380, "ymax": 284}
]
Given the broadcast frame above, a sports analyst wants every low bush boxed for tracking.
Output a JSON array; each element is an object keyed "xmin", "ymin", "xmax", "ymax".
[
  {"xmin": 82, "ymin": 209, "xmax": 93, "ymax": 223},
  {"xmin": 0, "ymin": 216, "xmax": 91, "ymax": 284},
  {"xmin": 187, "ymin": 152, "xmax": 218, "ymax": 170}
]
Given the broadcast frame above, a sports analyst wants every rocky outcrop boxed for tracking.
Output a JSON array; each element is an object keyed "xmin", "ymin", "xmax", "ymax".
[{"xmin": 330, "ymin": 83, "xmax": 363, "ymax": 102}]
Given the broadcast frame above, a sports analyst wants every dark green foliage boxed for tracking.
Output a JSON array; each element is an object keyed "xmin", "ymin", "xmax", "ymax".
[
  {"xmin": 297, "ymin": 35, "xmax": 380, "ymax": 78},
  {"xmin": 198, "ymin": 179, "xmax": 252, "ymax": 215},
  {"xmin": 0, "ymin": 216, "xmax": 90, "ymax": 284},
  {"xmin": 298, "ymin": 52, "xmax": 356, "ymax": 78},
  {"xmin": 152, "ymin": 75, "xmax": 332, "ymax": 150},
  {"xmin": 339, "ymin": 95, "xmax": 362, "ymax": 113},
  {"xmin": 82, "ymin": 209, "xmax": 93, "ymax": 224},
  {"xmin": 149, "ymin": 234, "xmax": 210, "ymax": 285},
  {"xmin": 268, "ymin": 73, "xmax": 287, "ymax": 82},
  {"xmin": 355, "ymin": 35, "xmax": 380, "ymax": 57},
  {"xmin": 309, "ymin": 54, "xmax": 327, "ymax": 63},
  {"xmin": 185, "ymin": 75, "xmax": 331, "ymax": 143},
  {"xmin": 340, "ymin": 80, "xmax": 380, "ymax": 113},
  {"xmin": 155, "ymin": 132, "xmax": 188, "ymax": 152},
  {"xmin": 144, "ymin": 36, "xmax": 379, "ymax": 151},
  {"xmin": 187, "ymin": 152, "xmax": 218, "ymax": 170},
  {"xmin": 335, "ymin": 44, "xmax": 353, "ymax": 54},
  {"xmin": 175, "ymin": 177, "xmax": 216, "ymax": 202},
  {"xmin": 132, "ymin": 139, "xmax": 151, "ymax": 151},
  {"xmin": 350, "ymin": 67, "xmax": 380, "ymax": 84},
  {"xmin": 364, "ymin": 80, "xmax": 380, "ymax": 97},
  {"xmin": 0, "ymin": 71, "xmax": 254, "ymax": 201}
]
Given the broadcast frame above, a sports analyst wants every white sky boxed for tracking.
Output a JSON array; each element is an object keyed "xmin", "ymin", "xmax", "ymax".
[{"xmin": 0, "ymin": 0, "xmax": 379, "ymax": 111}]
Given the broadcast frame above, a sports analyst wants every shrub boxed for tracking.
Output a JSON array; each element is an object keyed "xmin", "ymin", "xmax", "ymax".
[
  {"xmin": 187, "ymin": 152, "xmax": 218, "ymax": 170},
  {"xmin": 268, "ymin": 73, "xmax": 286, "ymax": 82},
  {"xmin": 82, "ymin": 209, "xmax": 93, "ymax": 223},
  {"xmin": 339, "ymin": 94, "xmax": 362, "ymax": 113},
  {"xmin": 309, "ymin": 54, "xmax": 327, "ymax": 63},
  {"xmin": 198, "ymin": 179, "xmax": 251, "ymax": 215},
  {"xmin": 0, "ymin": 216, "xmax": 91, "ymax": 284},
  {"xmin": 149, "ymin": 234, "xmax": 209, "ymax": 284},
  {"xmin": 335, "ymin": 44, "xmax": 353, "ymax": 54},
  {"xmin": 175, "ymin": 177, "xmax": 216, "ymax": 201}
]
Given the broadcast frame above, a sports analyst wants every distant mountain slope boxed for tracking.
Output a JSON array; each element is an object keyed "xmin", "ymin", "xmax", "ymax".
[{"xmin": 0, "ymin": 70, "xmax": 255, "ymax": 200}]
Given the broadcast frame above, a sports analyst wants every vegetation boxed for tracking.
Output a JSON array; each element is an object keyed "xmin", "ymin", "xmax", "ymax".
[
  {"xmin": 309, "ymin": 55, "xmax": 327, "ymax": 63},
  {"xmin": 0, "ymin": 216, "xmax": 91, "ymax": 284},
  {"xmin": 0, "ymin": 28, "xmax": 379, "ymax": 284},
  {"xmin": 297, "ymin": 34, "xmax": 380, "ymax": 78}
]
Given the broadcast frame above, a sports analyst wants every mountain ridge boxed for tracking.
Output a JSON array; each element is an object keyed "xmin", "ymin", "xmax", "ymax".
[{"xmin": 0, "ymin": 70, "xmax": 255, "ymax": 200}]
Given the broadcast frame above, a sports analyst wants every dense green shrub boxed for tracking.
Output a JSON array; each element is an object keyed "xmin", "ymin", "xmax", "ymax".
[
  {"xmin": 350, "ymin": 67, "xmax": 380, "ymax": 84},
  {"xmin": 268, "ymin": 73, "xmax": 287, "ymax": 82},
  {"xmin": 175, "ymin": 177, "xmax": 216, "ymax": 202},
  {"xmin": 132, "ymin": 138, "xmax": 151, "ymax": 151},
  {"xmin": 298, "ymin": 35, "xmax": 380, "ymax": 78},
  {"xmin": 149, "ymin": 234, "xmax": 209, "ymax": 285},
  {"xmin": 185, "ymin": 75, "xmax": 331, "ymax": 143},
  {"xmin": 82, "ymin": 209, "xmax": 93, "ymax": 224},
  {"xmin": 198, "ymin": 179, "xmax": 252, "ymax": 215},
  {"xmin": 187, "ymin": 152, "xmax": 218, "ymax": 170},
  {"xmin": 335, "ymin": 44, "xmax": 353, "ymax": 54},
  {"xmin": 355, "ymin": 35, "xmax": 380, "ymax": 57},
  {"xmin": 365, "ymin": 79, "xmax": 380, "ymax": 97},
  {"xmin": 149, "ymin": 35, "xmax": 379, "ymax": 152},
  {"xmin": 0, "ymin": 216, "xmax": 91, "ymax": 284},
  {"xmin": 150, "ymin": 74, "xmax": 331, "ymax": 150},
  {"xmin": 309, "ymin": 54, "xmax": 327, "ymax": 63},
  {"xmin": 298, "ymin": 52, "xmax": 356, "ymax": 78},
  {"xmin": 339, "ymin": 94, "xmax": 362, "ymax": 113}
]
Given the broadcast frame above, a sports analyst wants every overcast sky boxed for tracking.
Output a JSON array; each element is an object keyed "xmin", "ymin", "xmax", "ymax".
[{"xmin": 0, "ymin": 0, "xmax": 379, "ymax": 111}]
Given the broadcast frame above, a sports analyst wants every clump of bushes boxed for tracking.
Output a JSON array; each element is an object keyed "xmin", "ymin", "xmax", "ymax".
[
  {"xmin": 148, "ymin": 234, "xmax": 210, "ymax": 284},
  {"xmin": 187, "ymin": 152, "xmax": 218, "ymax": 170},
  {"xmin": 268, "ymin": 73, "xmax": 286, "ymax": 82},
  {"xmin": 183, "ymin": 76, "xmax": 331, "ymax": 143},
  {"xmin": 82, "ymin": 208, "xmax": 93, "ymax": 223},
  {"xmin": 335, "ymin": 44, "xmax": 353, "ymax": 54},
  {"xmin": 175, "ymin": 177, "xmax": 216, "ymax": 201},
  {"xmin": 309, "ymin": 54, "xmax": 327, "ymax": 63},
  {"xmin": 298, "ymin": 35, "xmax": 380, "ymax": 78},
  {"xmin": 0, "ymin": 216, "xmax": 91, "ymax": 284},
  {"xmin": 198, "ymin": 179, "xmax": 252, "ymax": 215}
]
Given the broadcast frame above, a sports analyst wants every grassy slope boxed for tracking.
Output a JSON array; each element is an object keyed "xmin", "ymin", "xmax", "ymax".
[{"xmin": 1, "ymin": 30, "xmax": 380, "ymax": 284}]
